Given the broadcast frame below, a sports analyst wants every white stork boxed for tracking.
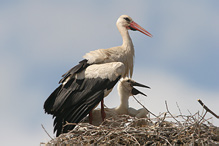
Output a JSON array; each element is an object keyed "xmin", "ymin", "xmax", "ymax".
[
  {"xmin": 116, "ymin": 78, "xmax": 150, "ymax": 118},
  {"xmin": 82, "ymin": 77, "xmax": 150, "ymax": 126},
  {"xmin": 44, "ymin": 15, "xmax": 152, "ymax": 136}
]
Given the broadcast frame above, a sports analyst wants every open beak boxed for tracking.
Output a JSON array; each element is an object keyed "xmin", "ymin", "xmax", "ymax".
[
  {"xmin": 131, "ymin": 81, "xmax": 150, "ymax": 97},
  {"xmin": 132, "ymin": 81, "xmax": 151, "ymax": 89},
  {"xmin": 132, "ymin": 88, "xmax": 147, "ymax": 96},
  {"xmin": 128, "ymin": 21, "xmax": 152, "ymax": 37}
]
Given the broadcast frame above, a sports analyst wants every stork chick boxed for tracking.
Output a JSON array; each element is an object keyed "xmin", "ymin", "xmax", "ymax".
[
  {"xmin": 83, "ymin": 78, "xmax": 150, "ymax": 126},
  {"xmin": 116, "ymin": 77, "xmax": 150, "ymax": 117}
]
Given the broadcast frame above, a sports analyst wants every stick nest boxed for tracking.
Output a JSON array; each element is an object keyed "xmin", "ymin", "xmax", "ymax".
[{"xmin": 44, "ymin": 113, "xmax": 219, "ymax": 145}]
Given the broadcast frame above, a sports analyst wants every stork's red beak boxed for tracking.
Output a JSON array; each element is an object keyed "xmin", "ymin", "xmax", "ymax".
[{"xmin": 128, "ymin": 21, "xmax": 152, "ymax": 37}]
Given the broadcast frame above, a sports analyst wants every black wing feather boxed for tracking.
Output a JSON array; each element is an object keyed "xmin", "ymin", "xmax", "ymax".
[
  {"xmin": 44, "ymin": 59, "xmax": 89, "ymax": 114},
  {"xmin": 44, "ymin": 85, "xmax": 62, "ymax": 114},
  {"xmin": 44, "ymin": 59, "xmax": 123, "ymax": 136},
  {"xmin": 53, "ymin": 76, "xmax": 121, "ymax": 136},
  {"xmin": 59, "ymin": 59, "xmax": 89, "ymax": 84}
]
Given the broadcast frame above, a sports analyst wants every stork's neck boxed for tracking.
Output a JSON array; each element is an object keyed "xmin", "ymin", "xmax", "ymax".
[
  {"xmin": 118, "ymin": 26, "xmax": 134, "ymax": 49},
  {"xmin": 115, "ymin": 86, "xmax": 130, "ymax": 115},
  {"xmin": 117, "ymin": 26, "xmax": 135, "ymax": 77}
]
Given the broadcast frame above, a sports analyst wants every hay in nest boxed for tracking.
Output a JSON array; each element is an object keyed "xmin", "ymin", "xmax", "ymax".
[
  {"xmin": 43, "ymin": 114, "xmax": 218, "ymax": 145},
  {"xmin": 41, "ymin": 100, "xmax": 218, "ymax": 145}
]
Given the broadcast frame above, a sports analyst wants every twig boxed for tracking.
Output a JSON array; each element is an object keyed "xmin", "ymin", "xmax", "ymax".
[
  {"xmin": 157, "ymin": 112, "xmax": 167, "ymax": 127},
  {"xmin": 165, "ymin": 101, "xmax": 182, "ymax": 126},
  {"xmin": 187, "ymin": 110, "xmax": 197, "ymax": 123},
  {"xmin": 201, "ymin": 117, "xmax": 213, "ymax": 126},
  {"xmin": 41, "ymin": 124, "xmax": 53, "ymax": 140},
  {"xmin": 198, "ymin": 110, "xmax": 208, "ymax": 124},
  {"xmin": 159, "ymin": 135, "xmax": 172, "ymax": 146},
  {"xmin": 200, "ymin": 104, "xmax": 205, "ymax": 121},
  {"xmin": 95, "ymin": 131, "xmax": 111, "ymax": 144},
  {"xmin": 176, "ymin": 102, "xmax": 183, "ymax": 115},
  {"xmin": 124, "ymin": 131, "xmax": 141, "ymax": 146},
  {"xmin": 132, "ymin": 95, "xmax": 158, "ymax": 118},
  {"xmin": 197, "ymin": 99, "xmax": 219, "ymax": 119},
  {"xmin": 176, "ymin": 102, "xmax": 187, "ymax": 122},
  {"xmin": 45, "ymin": 113, "xmax": 218, "ymax": 145},
  {"xmin": 63, "ymin": 121, "xmax": 77, "ymax": 127},
  {"xmin": 161, "ymin": 112, "xmax": 167, "ymax": 122}
]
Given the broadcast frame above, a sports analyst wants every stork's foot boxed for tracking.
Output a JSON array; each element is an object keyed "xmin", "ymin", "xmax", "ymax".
[
  {"xmin": 101, "ymin": 100, "xmax": 106, "ymax": 121},
  {"xmin": 89, "ymin": 111, "xmax": 93, "ymax": 124}
]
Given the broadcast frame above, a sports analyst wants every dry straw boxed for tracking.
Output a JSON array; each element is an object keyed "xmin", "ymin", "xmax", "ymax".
[{"xmin": 41, "ymin": 99, "xmax": 218, "ymax": 145}]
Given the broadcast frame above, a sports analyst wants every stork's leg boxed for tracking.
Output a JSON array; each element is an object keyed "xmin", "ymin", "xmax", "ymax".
[
  {"xmin": 101, "ymin": 100, "xmax": 106, "ymax": 121},
  {"xmin": 89, "ymin": 111, "xmax": 93, "ymax": 124}
]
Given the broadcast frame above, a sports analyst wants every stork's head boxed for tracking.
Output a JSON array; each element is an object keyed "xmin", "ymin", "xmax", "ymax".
[
  {"xmin": 118, "ymin": 77, "xmax": 150, "ymax": 97},
  {"xmin": 117, "ymin": 15, "xmax": 152, "ymax": 37}
]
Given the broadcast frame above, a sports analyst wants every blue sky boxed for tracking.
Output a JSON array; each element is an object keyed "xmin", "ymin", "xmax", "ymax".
[{"xmin": 0, "ymin": 1, "xmax": 218, "ymax": 145}]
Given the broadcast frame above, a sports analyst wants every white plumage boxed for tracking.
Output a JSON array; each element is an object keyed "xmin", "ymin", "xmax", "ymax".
[
  {"xmin": 75, "ymin": 62, "xmax": 125, "ymax": 80},
  {"xmin": 44, "ymin": 15, "xmax": 152, "ymax": 136},
  {"xmin": 83, "ymin": 15, "xmax": 152, "ymax": 78},
  {"xmin": 83, "ymin": 78, "xmax": 150, "ymax": 126}
]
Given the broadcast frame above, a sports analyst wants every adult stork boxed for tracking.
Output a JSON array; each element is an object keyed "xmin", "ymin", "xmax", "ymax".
[
  {"xmin": 44, "ymin": 15, "xmax": 152, "ymax": 136},
  {"xmin": 83, "ymin": 77, "xmax": 150, "ymax": 126}
]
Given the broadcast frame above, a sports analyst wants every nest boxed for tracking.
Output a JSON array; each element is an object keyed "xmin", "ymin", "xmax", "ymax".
[{"xmin": 42, "ymin": 100, "xmax": 219, "ymax": 145}]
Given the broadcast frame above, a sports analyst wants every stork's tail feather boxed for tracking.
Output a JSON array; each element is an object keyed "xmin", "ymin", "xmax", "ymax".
[{"xmin": 44, "ymin": 85, "xmax": 62, "ymax": 114}]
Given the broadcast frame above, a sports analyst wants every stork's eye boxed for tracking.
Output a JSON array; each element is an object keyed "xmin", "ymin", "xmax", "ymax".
[{"xmin": 124, "ymin": 17, "xmax": 131, "ymax": 22}]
